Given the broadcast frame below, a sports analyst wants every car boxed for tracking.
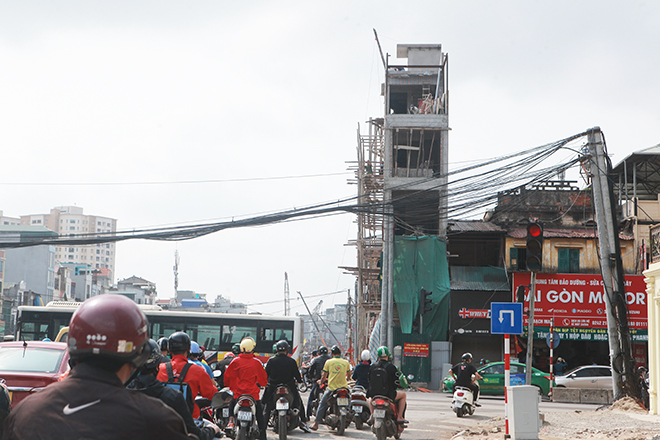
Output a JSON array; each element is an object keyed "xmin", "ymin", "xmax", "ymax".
[
  {"xmin": 554, "ymin": 365, "xmax": 612, "ymax": 389},
  {"xmin": 443, "ymin": 361, "xmax": 554, "ymax": 396},
  {"xmin": 0, "ymin": 341, "xmax": 70, "ymax": 407}
]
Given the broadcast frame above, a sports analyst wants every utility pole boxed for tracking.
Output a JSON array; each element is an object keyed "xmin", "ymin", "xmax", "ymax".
[
  {"xmin": 587, "ymin": 126, "xmax": 640, "ymax": 401},
  {"xmin": 283, "ymin": 272, "xmax": 291, "ymax": 316},
  {"xmin": 347, "ymin": 289, "xmax": 353, "ymax": 364},
  {"xmin": 525, "ymin": 272, "xmax": 536, "ymax": 385},
  {"xmin": 173, "ymin": 250, "xmax": 179, "ymax": 298}
]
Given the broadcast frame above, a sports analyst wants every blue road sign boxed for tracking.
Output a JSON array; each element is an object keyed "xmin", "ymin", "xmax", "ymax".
[
  {"xmin": 490, "ymin": 302, "xmax": 523, "ymax": 335},
  {"xmin": 546, "ymin": 331, "xmax": 560, "ymax": 349}
]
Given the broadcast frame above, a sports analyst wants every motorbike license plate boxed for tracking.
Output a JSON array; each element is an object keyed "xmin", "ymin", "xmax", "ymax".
[
  {"xmin": 222, "ymin": 408, "xmax": 229, "ymax": 418},
  {"xmin": 276, "ymin": 400, "xmax": 289, "ymax": 410},
  {"xmin": 337, "ymin": 397, "xmax": 350, "ymax": 406},
  {"xmin": 238, "ymin": 411, "xmax": 252, "ymax": 422},
  {"xmin": 374, "ymin": 409, "xmax": 386, "ymax": 418},
  {"xmin": 352, "ymin": 405, "xmax": 362, "ymax": 413}
]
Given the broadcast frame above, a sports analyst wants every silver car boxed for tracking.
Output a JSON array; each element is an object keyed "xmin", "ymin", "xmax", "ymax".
[{"xmin": 555, "ymin": 365, "xmax": 612, "ymax": 389}]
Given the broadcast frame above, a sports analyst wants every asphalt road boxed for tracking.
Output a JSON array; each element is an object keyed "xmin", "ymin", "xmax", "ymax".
[{"xmin": 281, "ymin": 390, "xmax": 603, "ymax": 440}]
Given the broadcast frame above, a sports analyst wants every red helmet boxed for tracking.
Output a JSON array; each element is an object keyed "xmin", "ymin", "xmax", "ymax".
[{"xmin": 68, "ymin": 294, "xmax": 151, "ymax": 367}]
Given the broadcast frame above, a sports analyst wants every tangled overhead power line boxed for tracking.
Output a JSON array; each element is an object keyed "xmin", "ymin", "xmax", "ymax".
[{"xmin": 0, "ymin": 131, "xmax": 591, "ymax": 249}]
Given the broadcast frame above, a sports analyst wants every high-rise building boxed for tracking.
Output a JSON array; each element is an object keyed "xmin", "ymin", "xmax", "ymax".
[{"xmin": 20, "ymin": 206, "xmax": 117, "ymax": 282}]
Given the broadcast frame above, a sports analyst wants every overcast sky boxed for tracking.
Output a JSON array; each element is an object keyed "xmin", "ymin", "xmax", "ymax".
[{"xmin": 1, "ymin": 1, "xmax": 658, "ymax": 315}]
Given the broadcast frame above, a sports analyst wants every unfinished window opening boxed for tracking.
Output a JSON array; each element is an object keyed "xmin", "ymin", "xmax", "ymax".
[
  {"xmin": 392, "ymin": 190, "xmax": 439, "ymax": 236},
  {"xmin": 393, "ymin": 128, "xmax": 442, "ymax": 177},
  {"xmin": 388, "ymin": 77, "xmax": 444, "ymax": 115}
]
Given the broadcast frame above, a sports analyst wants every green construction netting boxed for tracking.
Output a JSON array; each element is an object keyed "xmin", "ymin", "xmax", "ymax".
[{"xmin": 393, "ymin": 235, "xmax": 450, "ymax": 340}]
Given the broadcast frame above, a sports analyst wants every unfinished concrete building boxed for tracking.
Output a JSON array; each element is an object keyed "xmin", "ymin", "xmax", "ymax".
[{"xmin": 345, "ymin": 44, "xmax": 449, "ymax": 350}]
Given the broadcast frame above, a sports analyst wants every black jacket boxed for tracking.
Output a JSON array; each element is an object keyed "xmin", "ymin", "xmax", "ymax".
[
  {"xmin": 308, "ymin": 354, "xmax": 331, "ymax": 381},
  {"xmin": 128, "ymin": 374, "xmax": 215, "ymax": 440},
  {"xmin": 3, "ymin": 362, "xmax": 192, "ymax": 440},
  {"xmin": 265, "ymin": 354, "xmax": 302, "ymax": 388}
]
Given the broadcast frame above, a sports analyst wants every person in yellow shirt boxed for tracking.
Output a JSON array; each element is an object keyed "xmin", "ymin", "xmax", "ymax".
[{"xmin": 309, "ymin": 345, "xmax": 351, "ymax": 430}]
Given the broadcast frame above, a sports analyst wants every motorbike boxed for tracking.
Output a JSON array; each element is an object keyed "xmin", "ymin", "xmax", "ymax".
[
  {"xmin": 308, "ymin": 382, "xmax": 326, "ymax": 418},
  {"xmin": 371, "ymin": 395, "xmax": 404, "ymax": 440},
  {"xmin": 268, "ymin": 384, "xmax": 300, "ymax": 440},
  {"xmin": 349, "ymin": 385, "xmax": 371, "ymax": 430},
  {"xmin": 211, "ymin": 388, "xmax": 235, "ymax": 434},
  {"xmin": 298, "ymin": 366, "xmax": 313, "ymax": 393},
  {"xmin": 451, "ymin": 385, "xmax": 476, "ymax": 417},
  {"xmin": 322, "ymin": 387, "xmax": 352, "ymax": 435},
  {"xmin": 233, "ymin": 394, "xmax": 260, "ymax": 440}
]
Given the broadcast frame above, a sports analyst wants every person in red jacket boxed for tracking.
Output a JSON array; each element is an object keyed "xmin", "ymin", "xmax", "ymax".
[
  {"xmin": 223, "ymin": 337, "xmax": 267, "ymax": 440},
  {"xmin": 156, "ymin": 331, "xmax": 217, "ymax": 418}
]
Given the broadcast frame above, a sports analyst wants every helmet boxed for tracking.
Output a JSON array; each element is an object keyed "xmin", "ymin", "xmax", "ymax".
[
  {"xmin": 276, "ymin": 340, "xmax": 290, "ymax": 354},
  {"xmin": 157, "ymin": 337, "xmax": 168, "ymax": 352},
  {"xmin": 223, "ymin": 352, "xmax": 235, "ymax": 360},
  {"xmin": 272, "ymin": 343, "xmax": 277, "ymax": 354},
  {"xmin": 311, "ymin": 350, "xmax": 319, "ymax": 357},
  {"xmin": 331, "ymin": 345, "xmax": 341, "ymax": 355},
  {"xmin": 68, "ymin": 294, "xmax": 150, "ymax": 367},
  {"xmin": 462, "ymin": 352, "xmax": 472, "ymax": 362},
  {"xmin": 376, "ymin": 346, "xmax": 390, "ymax": 359},
  {"xmin": 319, "ymin": 346, "xmax": 328, "ymax": 355},
  {"xmin": 240, "ymin": 337, "xmax": 256, "ymax": 353},
  {"xmin": 168, "ymin": 332, "xmax": 191, "ymax": 354},
  {"xmin": 190, "ymin": 341, "xmax": 202, "ymax": 355},
  {"xmin": 142, "ymin": 339, "xmax": 162, "ymax": 371},
  {"xmin": 42, "ymin": 338, "xmax": 52, "ymax": 342},
  {"xmin": 232, "ymin": 343, "xmax": 241, "ymax": 355},
  {"xmin": 361, "ymin": 350, "xmax": 371, "ymax": 362}
]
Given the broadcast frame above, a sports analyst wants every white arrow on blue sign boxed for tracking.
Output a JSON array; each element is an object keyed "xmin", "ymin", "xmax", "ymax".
[{"xmin": 490, "ymin": 302, "xmax": 523, "ymax": 335}]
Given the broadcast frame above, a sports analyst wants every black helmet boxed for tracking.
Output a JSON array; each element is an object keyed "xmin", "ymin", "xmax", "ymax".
[
  {"xmin": 319, "ymin": 346, "xmax": 328, "ymax": 355},
  {"xmin": 276, "ymin": 340, "xmax": 290, "ymax": 354},
  {"xmin": 168, "ymin": 332, "xmax": 191, "ymax": 354},
  {"xmin": 142, "ymin": 339, "xmax": 162, "ymax": 371},
  {"xmin": 461, "ymin": 352, "xmax": 472, "ymax": 362},
  {"xmin": 157, "ymin": 337, "xmax": 168, "ymax": 352},
  {"xmin": 232, "ymin": 343, "xmax": 241, "ymax": 355},
  {"xmin": 331, "ymin": 345, "xmax": 341, "ymax": 355},
  {"xmin": 311, "ymin": 350, "xmax": 319, "ymax": 357}
]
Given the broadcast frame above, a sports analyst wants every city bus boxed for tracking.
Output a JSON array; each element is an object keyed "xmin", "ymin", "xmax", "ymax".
[{"xmin": 15, "ymin": 301, "xmax": 304, "ymax": 362}]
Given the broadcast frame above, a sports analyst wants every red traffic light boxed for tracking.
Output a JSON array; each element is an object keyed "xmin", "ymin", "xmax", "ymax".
[{"xmin": 528, "ymin": 223, "xmax": 542, "ymax": 237}]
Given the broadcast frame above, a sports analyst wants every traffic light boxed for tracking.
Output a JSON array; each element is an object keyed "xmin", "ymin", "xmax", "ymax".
[
  {"xmin": 525, "ymin": 221, "xmax": 544, "ymax": 272},
  {"xmin": 420, "ymin": 288, "xmax": 433, "ymax": 315}
]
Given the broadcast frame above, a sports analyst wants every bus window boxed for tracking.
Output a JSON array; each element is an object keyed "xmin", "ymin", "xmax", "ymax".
[
  {"xmin": 20, "ymin": 323, "xmax": 50, "ymax": 341},
  {"xmin": 222, "ymin": 325, "xmax": 256, "ymax": 344},
  {"xmin": 151, "ymin": 323, "xmax": 185, "ymax": 343},
  {"xmin": 260, "ymin": 327, "xmax": 293, "ymax": 343},
  {"xmin": 186, "ymin": 324, "xmax": 222, "ymax": 351}
]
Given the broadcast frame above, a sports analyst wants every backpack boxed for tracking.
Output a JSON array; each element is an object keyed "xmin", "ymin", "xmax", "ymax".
[
  {"xmin": 369, "ymin": 363, "xmax": 389, "ymax": 397},
  {"xmin": 164, "ymin": 362, "xmax": 194, "ymax": 413}
]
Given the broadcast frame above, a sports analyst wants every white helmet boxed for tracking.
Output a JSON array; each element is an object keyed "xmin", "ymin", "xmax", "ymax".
[{"xmin": 361, "ymin": 350, "xmax": 371, "ymax": 362}]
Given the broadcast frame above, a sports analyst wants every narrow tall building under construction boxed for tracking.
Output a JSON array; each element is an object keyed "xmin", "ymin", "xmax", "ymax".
[{"xmin": 346, "ymin": 43, "xmax": 449, "ymax": 350}]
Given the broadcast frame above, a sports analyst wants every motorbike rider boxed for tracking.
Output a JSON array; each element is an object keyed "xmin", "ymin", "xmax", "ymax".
[
  {"xmin": 368, "ymin": 346, "xmax": 407, "ymax": 425},
  {"xmin": 263, "ymin": 340, "xmax": 311, "ymax": 432},
  {"xmin": 309, "ymin": 345, "xmax": 351, "ymax": 431},
  {"xmin": 214, "ymin": 352, "xmax": 235, "ymax": 388},
  {"xmin": 223, "ymin": 337, "xmax": 268, "ymax": 440},
  {"xmin": 306, "ymin": 345, "xmax": 331, "ymax": 419},
  {"xmin": 352, "ymin": 349, "xmax": 372, "ymax": 389},
  {"xmin": 449, "ymin": 352, "xmax": 482, "ymax": 406},
  {"xmin": 156, "ymin": 331, "xmax": 218, "ymax": 419},
  {"xmin": 4, "ymin": 294, "xmax": 191, "ymax": 439},
  {"xmin": 157, "ymin": 337, "xmax": 171, "ymax": 364},
  {"xmin": 189, "ymin": 341, "xmax": 214, "ymax": 380},
  {"xmin": 128, "ymin": 339, "xmax": 220, "ymax": 440}
]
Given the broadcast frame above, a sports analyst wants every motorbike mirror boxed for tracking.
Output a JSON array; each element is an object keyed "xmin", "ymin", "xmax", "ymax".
[
  {"xmin": 407, "ymin": 374, "xmax": 415, "ymax": 381},
  {"xmin": 213, "ymin": 369, "xmax": 222, "ymax": 378}
]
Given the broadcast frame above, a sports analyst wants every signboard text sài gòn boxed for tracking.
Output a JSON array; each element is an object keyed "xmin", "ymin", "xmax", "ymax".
[{"xmin": 512, "ymin": 273, "xmax": 647, "ymax": 341}]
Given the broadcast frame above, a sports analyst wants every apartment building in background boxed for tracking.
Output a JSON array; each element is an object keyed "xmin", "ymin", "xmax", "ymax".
[{"xmin": 19, "ymin": 206, "xmax": 117, "ymax": 282}]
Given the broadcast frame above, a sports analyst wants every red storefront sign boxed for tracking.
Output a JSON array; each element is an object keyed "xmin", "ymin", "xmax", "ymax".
[
  {"xmin": 403, "ymin": 343, "xmax": 429, "ymax": 357},
  {"xmin": 513, "ymin": 273, "xmax": 647, "ymax": 341}
]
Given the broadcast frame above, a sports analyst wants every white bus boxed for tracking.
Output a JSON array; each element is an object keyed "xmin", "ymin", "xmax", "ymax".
[{"xmin": 16, "ymin": 302, "xmax": 304, "ymax": 363}]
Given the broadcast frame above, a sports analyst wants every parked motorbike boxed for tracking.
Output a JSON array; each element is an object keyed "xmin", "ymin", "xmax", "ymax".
[
  {"xmin": 349, "ymin": 385, "xmax": 371, "ymax": 430},
  {"xmin": 211, "ymin": 388, "xmax": 234, "ymax": 434},
  {"xmin": 233, "ymin": 394, "xmax": 260, "ymax": 440},
  {"xmin": 268, "ymin": 384, "xmax": 300, "ymax": 440},
  {"xmin": 323, "ymin": 387, "xmax": 352, "ymax": 435},
  {"xmin": 371, "ymin": 395, "xmax": 404, "ymax": 440},
  {"xmin": 451, "ymin": 385, "xmax": 476, "ymax": 417}
]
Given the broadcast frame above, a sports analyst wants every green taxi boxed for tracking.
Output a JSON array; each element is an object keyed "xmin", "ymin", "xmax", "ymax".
[{"xmin": 444, "ymin": 361, "xmax": 554, "ymax": 396}]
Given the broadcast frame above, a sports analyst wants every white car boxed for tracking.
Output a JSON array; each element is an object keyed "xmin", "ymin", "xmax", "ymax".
[{"xmin": 555, "ymin": 365, "xmax": 613, "ymax": 389}]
